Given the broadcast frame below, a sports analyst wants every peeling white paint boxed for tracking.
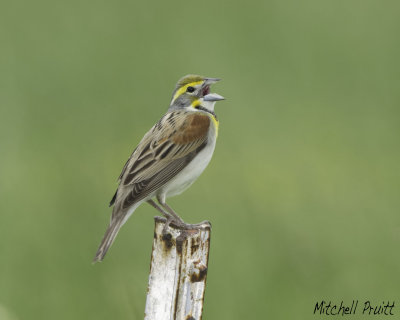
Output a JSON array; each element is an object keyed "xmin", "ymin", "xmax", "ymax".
[{"xmin": 145, "ymin": 217, "xmax": 211, "ymax": 320}]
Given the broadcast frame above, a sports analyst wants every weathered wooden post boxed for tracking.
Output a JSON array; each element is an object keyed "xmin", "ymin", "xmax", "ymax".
[{"xmin": 144, "ymin": 216, "xmax": 211, "ymax": 320}]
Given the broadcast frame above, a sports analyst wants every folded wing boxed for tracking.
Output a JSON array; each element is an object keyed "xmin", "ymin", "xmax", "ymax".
[{"xmin": 111, "ymin": 111, "xmax": 211, "ymax": 219}]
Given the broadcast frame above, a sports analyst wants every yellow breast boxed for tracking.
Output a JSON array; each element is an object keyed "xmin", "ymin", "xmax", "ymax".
[{"xmin": 210, "ymin": 114, "xmax": 219, "ymax": 137}]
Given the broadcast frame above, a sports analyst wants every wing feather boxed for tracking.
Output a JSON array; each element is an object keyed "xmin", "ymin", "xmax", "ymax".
[
  {"xmin": 110, "ymin": 110, "xmax": 211, "ymax": 216},
  {"xmin": 121, "ymin": 142, "xmax": 206, "ymax": 210}
]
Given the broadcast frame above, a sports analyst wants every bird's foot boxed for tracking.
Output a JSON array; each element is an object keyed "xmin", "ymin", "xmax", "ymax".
[
  {"xmin": 161, "ymin": 218, "xmax": 211, "ymax": 238},
  {"xmin": 162, "ymin": 217, "xmax": 175, "ymax": 237},
  {"xmin": 175, "ymin": 220, "xmax": 212, "ymax": 230}
]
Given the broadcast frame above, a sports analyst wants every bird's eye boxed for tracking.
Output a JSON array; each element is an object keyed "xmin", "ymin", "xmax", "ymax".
[{"xmin": 186, "ymin": 86, "xmax": 195, "ymax": 93}]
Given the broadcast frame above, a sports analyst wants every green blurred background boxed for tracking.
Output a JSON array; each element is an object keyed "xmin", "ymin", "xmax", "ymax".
[{"xmin": 1, "ymin": 0, "xmax": 399, "ymax": 319}]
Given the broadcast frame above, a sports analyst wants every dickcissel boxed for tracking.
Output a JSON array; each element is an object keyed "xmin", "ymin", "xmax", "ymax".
[{"xmin": 93, "ymin": 75, "xmax": 224, "ymax": 262}]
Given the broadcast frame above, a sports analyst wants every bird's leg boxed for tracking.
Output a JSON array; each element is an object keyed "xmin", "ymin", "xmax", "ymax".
[
  {"xmin": 147, "ymin": 199, "xmax": 174, "ymax": 235},
  {"xmin": 156, "ymin": 198, "xmax": 185, "ymax": 224},
  {"xmin": 157, "ymin": 199, "xmax": 211, "ymax": 230},
  {"xmin": 147, "ymin": 199, "xmax": 171, "ymax": 218}
]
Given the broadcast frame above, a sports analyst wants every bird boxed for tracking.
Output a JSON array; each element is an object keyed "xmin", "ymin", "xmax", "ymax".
[{"xmin": 93, "ymin": 74, "xmax": 224, "ymax": 262}]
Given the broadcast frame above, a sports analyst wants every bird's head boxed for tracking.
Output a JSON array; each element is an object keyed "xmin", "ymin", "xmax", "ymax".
[{"xmin": 169, "ymin": 74, "xmax": 223, "ymax": 110}]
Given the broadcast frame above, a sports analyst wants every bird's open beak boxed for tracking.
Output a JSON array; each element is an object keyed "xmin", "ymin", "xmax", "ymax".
[
  {"xmin": 203, "ymin": 93, "xmax": 225, "ymax": 101},
  {"xmin": 201, "ymin": 78, "xmax": 221, "ymax": 97}
]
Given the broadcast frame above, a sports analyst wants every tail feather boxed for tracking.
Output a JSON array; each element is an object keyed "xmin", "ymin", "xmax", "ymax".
[{"xmin": 93, "ymin": 219, "xmax": 124, "ymax": 263}]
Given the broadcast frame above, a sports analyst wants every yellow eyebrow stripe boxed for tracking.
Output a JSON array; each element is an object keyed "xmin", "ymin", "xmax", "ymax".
[{"xmin": 172, "ymin": 81, "xmax": 203, "ymax": 103}]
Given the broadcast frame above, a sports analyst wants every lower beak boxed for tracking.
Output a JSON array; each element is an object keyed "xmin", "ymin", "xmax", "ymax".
[{"xmin": 203, "ymin": 93, "xmax": 225, "ymax": 101}]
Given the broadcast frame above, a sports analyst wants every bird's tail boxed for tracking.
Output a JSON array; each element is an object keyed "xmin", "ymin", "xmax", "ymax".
[{"xmin": 93, "ymin": 218, "xmax": 124, "ymax": 263}]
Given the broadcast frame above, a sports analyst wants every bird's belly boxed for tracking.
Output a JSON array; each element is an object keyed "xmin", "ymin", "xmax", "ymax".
[{"xmin": 159, "ymin": 138, "xmax": 216, "ymax": 199}]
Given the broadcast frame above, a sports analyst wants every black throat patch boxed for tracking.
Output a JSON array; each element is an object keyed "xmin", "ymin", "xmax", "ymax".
[{"xmin": 197, "ymin": 106, "xmax": 218, "ymax": 120}]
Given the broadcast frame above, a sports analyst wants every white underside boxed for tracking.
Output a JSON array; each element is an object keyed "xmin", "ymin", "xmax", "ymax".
[
  {"xmin": 157, "ymin": 126, "xmax": 217, "ymax": 202},
  {"xmin": 121, "ymin": 114, "xmax": 217, "ymax": 225}
]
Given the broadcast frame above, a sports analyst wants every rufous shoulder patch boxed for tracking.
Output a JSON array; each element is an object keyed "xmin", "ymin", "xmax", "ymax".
[{"xmin": 172, "ymin": 113, "xmax": 210, "ymax": 144}]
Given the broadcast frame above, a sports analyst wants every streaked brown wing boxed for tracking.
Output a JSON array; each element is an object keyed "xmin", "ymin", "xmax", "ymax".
[
  {"xmin": 111, "ymin": 111, "xmax": 210, "ymax": 215},
  {"xmin": 109, "ymin": 146, "xmax": 137, "ymax": 207},
  {"xmin": 121, "ymin": 143, "xmax": 206, "ymax": 210}
]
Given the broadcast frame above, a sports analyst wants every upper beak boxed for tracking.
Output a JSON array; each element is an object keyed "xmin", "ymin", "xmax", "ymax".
[
  {"xmin": 204, "ymin": 77, "xmax": 221, "ymax": 85},
  {"xmin": 203, "ymin": 93, "xmax": 225, "ymax": 101}
]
